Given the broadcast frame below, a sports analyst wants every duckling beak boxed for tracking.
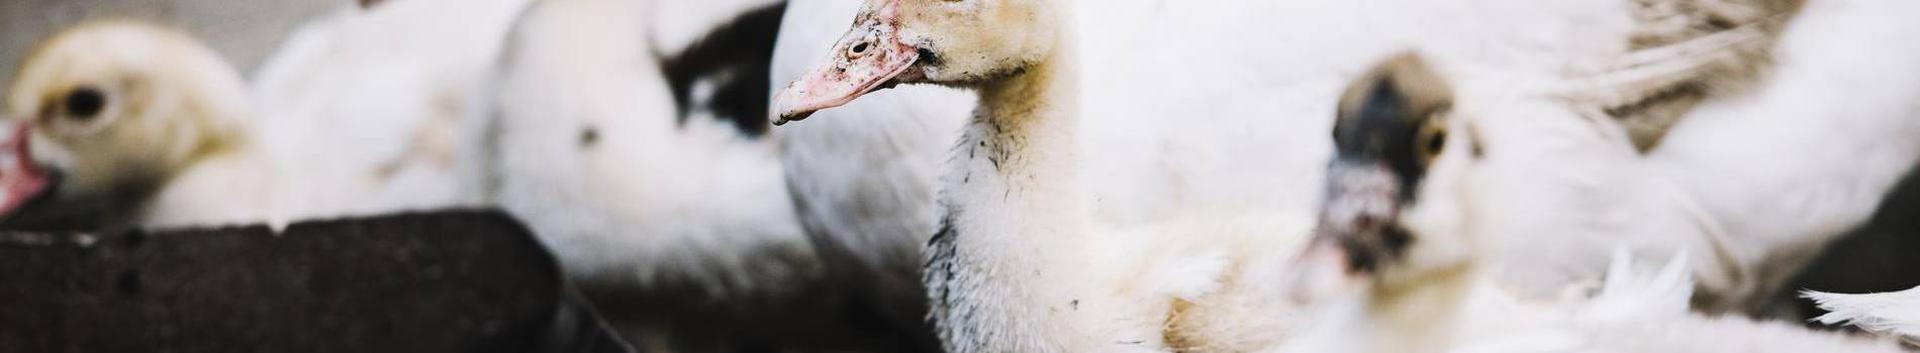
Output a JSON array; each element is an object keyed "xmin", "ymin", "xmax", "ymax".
[
  {"xmin": 0, "ymin": 122, "xmax": 51, "ymax": 220},
  {"xmin": 1310, "ymin": 161, "xmax": 1408, "ymax": 272},
  {"xmin": 772, "ymin": 0, "xmax": 920, "ymax": 125},
  {"xmin": 1285, "ymin": 161, "xmax": 1406, "ymax": 301}
]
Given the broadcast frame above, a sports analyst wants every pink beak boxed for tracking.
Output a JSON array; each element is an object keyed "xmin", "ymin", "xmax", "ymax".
[
  {"xmin": 1284, "ymin": 235, "xmax": 1362, "ymax": 304},
  {"xmin": 771, "ymin": 0, "xmax": 921, "ymax": 125},
  {"xmin": 0, "ymin": 122, "xmax": 49, "ymax": 219}
]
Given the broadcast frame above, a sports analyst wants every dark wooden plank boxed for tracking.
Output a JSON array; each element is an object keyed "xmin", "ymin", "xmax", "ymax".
[{"xmin": 0, "ymin": 210, "xmax": 632, "ymax": 353}]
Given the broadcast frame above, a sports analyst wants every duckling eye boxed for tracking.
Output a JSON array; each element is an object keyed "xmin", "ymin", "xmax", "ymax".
[
  {"xmin": 64, "ymin": 86, "xmax": 107, "ymax": 121},
  {"xmin": 1426, "ymin": 129, "xmax": 1446, "ymax": 155},
  {"xmin": 1415, "ymin": 119, "xmax": 1447, "ymax": 165}
]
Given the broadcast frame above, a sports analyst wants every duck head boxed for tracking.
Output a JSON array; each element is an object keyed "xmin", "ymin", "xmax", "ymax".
[
  {"xmin": 0, "ymin": 21, "xmax": 253, "ymax": 230},
  {"xmin": 1294, "ymin": 53, "xmax": 1488, "ymax": 298},
  {"xmin": 772, "ymin": 0, "xmax": 1062, "ymax": 124}
]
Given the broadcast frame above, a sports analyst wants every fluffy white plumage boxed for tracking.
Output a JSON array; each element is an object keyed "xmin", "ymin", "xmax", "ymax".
[
  {"xmin": 1098, "ymin": 0, "xmax": 1920, "ymax": 316},
  {"xmin": 1074, "ymin": 0, "xmax": 1639, "ymax": 225},
  {"xmin": 767, "ymin": 0, "xmax": 1802, "ymax": 351},
  {"xmin": 840, "ymin": 0, "xmax": 1920, "ymax": 350},
  {"xmin": 774, "ymin": 1, "xmax": 1327, "ymax": 351},
  {"xmin": 1645, "ymin": 0, "xmax": 1920, "ymax": 312},
  {"xmin": 1280, "ymin": 246, "xmax": 1904, "ymax": 353},
  {"xmin": 249, "ymin": 0, "xmax": 528, "ymax": 225}
]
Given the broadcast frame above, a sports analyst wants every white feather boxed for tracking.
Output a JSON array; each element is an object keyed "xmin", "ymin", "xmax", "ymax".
[{"xmin": 1807, "ymin": 287, "xmax": 1920, "ymax": 344}]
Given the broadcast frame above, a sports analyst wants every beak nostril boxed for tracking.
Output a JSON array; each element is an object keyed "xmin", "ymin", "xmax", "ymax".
[
  {"xmin": 1355, "ymin": 214, "xmax": 1381, "ymax": 230},
  {"xmin": 850, "ymin": 42, "xmax": 871, "ymax": 56}
]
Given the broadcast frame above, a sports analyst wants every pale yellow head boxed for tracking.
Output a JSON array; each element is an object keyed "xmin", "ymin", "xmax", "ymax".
[
  {"xmin": 773, "ymin": 0, "xmax": 1066, "ymax": 123},
  {"xmin": 1, "ymin": 20, "xmax": 252, "ymax": 225}
]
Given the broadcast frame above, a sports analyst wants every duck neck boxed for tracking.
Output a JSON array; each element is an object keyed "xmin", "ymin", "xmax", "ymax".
[
  {"xmin": 926, "ymin": 38, "xmax": 1092, "ymax": 352},
  {"xmin": 1356, "ymin": 262, "xmax": 1479, "ymax": 353},
  {"xmin": 969, "ymin": 52, "xmax": 1081, "ymax": 207}
]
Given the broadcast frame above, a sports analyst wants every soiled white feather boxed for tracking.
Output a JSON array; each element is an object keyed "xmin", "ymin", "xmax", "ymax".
[{"xmin": 1806, "ymin": 286, "xmax": 1920, "ymax": 344}]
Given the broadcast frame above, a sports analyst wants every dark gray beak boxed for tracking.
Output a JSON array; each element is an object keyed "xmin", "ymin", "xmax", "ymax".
[{"xmin": 1313, "ymin": 159, "xmax": 1409, "ymax": 274}]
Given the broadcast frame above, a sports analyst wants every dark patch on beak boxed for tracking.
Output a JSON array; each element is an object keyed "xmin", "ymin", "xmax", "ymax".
[{"xmin": 1318, "ymin": 161, "xmax": 1412, "ymax": 273}]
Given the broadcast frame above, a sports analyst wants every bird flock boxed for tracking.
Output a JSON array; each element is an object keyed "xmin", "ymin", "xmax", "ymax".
[{"xmin": 4, "ymin": 0, "xmax": 1920, "ymax": 352}]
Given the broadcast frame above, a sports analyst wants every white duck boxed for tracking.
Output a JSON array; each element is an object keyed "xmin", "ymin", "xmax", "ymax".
[
  {"xmin": 491, "ymin": 0, "xmax": 955, "ymax": 351},
  {"xmin": 0, "ymin": 0, "xmax": 531, "ymax": 231},
  {"xmin": 775, "ymin": 0, "xmax": 1315, "ymax": 352},
  {"xmin": 487, "ymin": 0, "xmax": 806, "ymax": 305},
  {"xmin": 249, "ymin": 0, "xmax": 528, "ymax": 224},
  {"xmin": 770, "ymin": 0, "xmax": 972, "ymax": 346},
  {"xmin": 1278, "ymin": 52, "xmax": 1906, "ymax": 353},
  {"xmin": 1, "ymin": 21, "xmax": 274, "ymax": 230}
]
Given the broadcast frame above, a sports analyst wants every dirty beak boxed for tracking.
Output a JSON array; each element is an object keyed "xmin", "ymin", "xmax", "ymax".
[
  {"xmin": 0, "ymin": 122, "xmax": 51, "ymax": 220},
  {"xmin": 1287, "ymin": 160, "xmax": 1405, "ymax": 301},
  {"xmin": 772, "ymin": 0, "xmax": 921, "ymax": 125}
]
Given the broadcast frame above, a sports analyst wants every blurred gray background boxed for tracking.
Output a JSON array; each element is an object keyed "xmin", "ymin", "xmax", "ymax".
[{"xmin": 0, "ymin": 0, "xmax": 342, "ymax": 100}]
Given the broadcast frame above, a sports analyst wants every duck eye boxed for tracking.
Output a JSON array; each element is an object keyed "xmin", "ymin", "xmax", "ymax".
[
  {"xmin": 1415, "ymin": 119, "xmax": 1447, "ymax": 165},
  {"xmin": 1426, "ymin": 130, "xmax": 1446, "ymax": 155},
  {"xmin": 64, "ymin": 86, "xmax": 106, "ymax": 121}
]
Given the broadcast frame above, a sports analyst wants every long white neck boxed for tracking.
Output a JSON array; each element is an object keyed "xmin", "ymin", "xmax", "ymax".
[
  {"xmin": 924, "ymin": 32, "xmax": 1096, "ymax": 353},
  {"xmin": 963, "ymin": 53, "xmax": 1083, "ymax": 216}
]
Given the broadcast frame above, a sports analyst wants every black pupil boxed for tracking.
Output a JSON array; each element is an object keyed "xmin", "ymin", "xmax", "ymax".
[
  {"xmin": 65, "ymin": 87, "xmax": 106, "ymax": 120},
  {"xmin": 851, "ymin": 42, "xmax": 869, "ymax": 54},
  {"xmin": 1427, "ymin": 130, "xmax": 1447, "ymax": 154}
]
